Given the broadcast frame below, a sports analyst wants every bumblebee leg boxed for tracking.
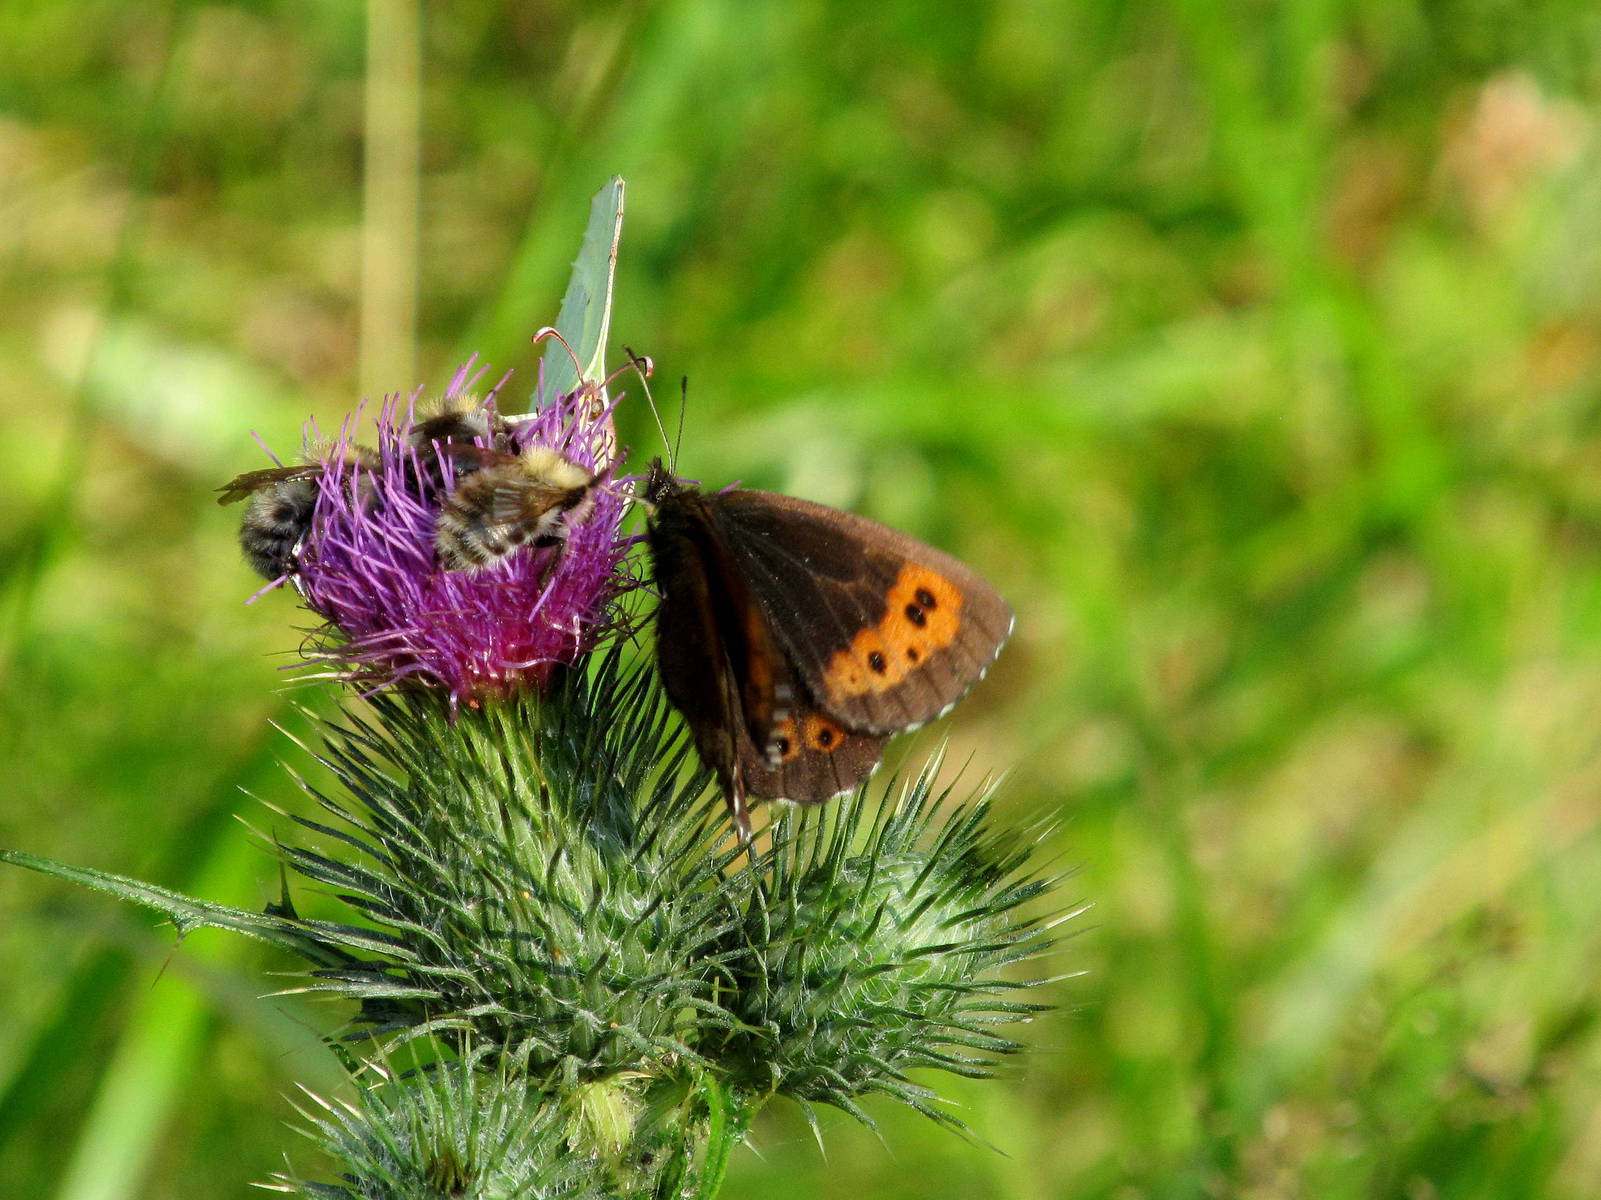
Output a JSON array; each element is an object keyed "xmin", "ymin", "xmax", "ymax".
[{"xmin": 288, "ymin": 535, "xmax": 311, "ymax": 602}]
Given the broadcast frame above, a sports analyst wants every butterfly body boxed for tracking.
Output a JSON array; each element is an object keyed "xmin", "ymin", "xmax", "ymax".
[{"xmin": 644, "ymin": 460, "xmax": 1012, "ymax": 836}]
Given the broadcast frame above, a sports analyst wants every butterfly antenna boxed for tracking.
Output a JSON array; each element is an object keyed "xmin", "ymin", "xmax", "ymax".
[
  {"xmin": 674, "ymin": 376, "xmax": 687, "ymax": 472},
  {"xmin": 601, "ymin": 349, "xmax": 649, "ymax": 394},
  {"xmin": 622, "ymin": 343, "xmax": 675, "ymax": 470},
  {"xmin": 532, "ymin": 326, "xmax": 585, "ymax": 381}
]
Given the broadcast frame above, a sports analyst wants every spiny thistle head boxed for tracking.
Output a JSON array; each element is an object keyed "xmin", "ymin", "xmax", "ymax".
[
  {"xmin": 268, "ymin": 1043, "xmax": 733, "ymax": 1200},
  {"xmin": 0, "ymin": 180, "xmax": 1068, "ymax": 1200},
  {"xmin": 257, "ymin": 652, "xmax": 1064, "ymax": 1143},
  {"xmin": 270, "ymin": 653, "xmax": 747, "ymax": 1081},
  {"xmin": 237, "ymin": 356, "xmax": 633, "ymax": 706},
  {"xmin": 722, "ymin": 764, "xmax": 1066, "ymax": 1131},
  {"xmin": 9, "ymin": 648, "xmax": 1065, "ymax": 1193},
  {"xmin": 267, "ymin": 1045, "xmax": 592, "ymax": 1199}
]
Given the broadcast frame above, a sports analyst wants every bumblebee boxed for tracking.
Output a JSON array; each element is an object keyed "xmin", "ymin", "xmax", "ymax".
[
  {"xmin": 435, "ymin": 446, "xmax": 599, "ymax": 573},
  {"xmin": 218, "ymin": 447, "xmax": 376, "ymax": 581}
]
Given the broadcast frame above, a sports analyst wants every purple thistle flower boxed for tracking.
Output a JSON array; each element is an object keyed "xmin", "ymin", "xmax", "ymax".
[{"xmin": 259, "ymin": 355, "xmax": 634, "ymax": 707}]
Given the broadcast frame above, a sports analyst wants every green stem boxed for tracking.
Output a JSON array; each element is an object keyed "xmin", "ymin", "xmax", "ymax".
[{"xmin": 692, "ymin": 1073, "xmax": 745, "ymax": 1200}]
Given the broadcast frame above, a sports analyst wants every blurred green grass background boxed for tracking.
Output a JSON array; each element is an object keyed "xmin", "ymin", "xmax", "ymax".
[{"xmin": 5, "ymin": 0, "xmax": 1601, "ymax": 1196}]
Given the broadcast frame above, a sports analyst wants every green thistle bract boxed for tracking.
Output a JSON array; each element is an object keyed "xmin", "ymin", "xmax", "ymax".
[
  {"xmin": 266, "ymin": 1044, "xmax": 610, "ymax": 1199},
  {"xmin": 721, "ymin": 766, "xmax": 1063, "ymax": 1133}
]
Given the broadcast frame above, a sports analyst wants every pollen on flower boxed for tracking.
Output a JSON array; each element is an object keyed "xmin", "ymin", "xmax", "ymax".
[{"xmin": 242, "ymin": 354, "xmax": 635, "ymax": 705}]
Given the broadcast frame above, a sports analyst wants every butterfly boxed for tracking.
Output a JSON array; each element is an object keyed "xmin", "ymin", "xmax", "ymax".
[{"xmin": 643, "ymin": 458, "xmax": 1013, "ymax": 839}]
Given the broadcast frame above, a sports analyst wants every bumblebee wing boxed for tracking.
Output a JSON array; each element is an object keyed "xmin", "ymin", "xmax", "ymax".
[
  {"xmin": 488, "ymin": 479, "xmax": 576, "ymax": 526},
  {"xmin": 437, "ymin": 470, "xmax": 550, "ymax": 570},
  {"xmin": 440, "ymin": 444, "xmax": 518, "ymax": 470},
  {"xmin": 216, "ymin": 464, "xmax": 321, "ymax": 505}
]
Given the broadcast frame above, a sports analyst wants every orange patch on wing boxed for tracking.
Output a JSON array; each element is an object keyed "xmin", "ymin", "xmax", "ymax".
[
  {"xmin": 801, "ymin": 714, "xmax": 846, "ymax": 753},
  {"xmin": 823, "ymin": 564, "xmax": 963, "ymax": 701}
]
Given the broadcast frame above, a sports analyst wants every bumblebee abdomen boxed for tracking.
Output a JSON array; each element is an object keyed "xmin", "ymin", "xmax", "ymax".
[{"xmin": 239, "ymin": 478, "xmax": 318, "ymax": 580}]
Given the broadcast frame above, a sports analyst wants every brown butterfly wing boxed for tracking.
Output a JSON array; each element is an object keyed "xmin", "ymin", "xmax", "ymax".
[
  {"xmin": 650, "ymin": 486, "xmax": 787, "ymax": 757},
  {"xmin": 649, "ymin": 484, "xmax": 891, "ymax": 815},
  {"xmin": 656, "ymin": 586, "xmax": 889, "ymax": 812},
  {"xmin": 707, "ymin": 489, "xmax": 1013, "ymax": 736}
]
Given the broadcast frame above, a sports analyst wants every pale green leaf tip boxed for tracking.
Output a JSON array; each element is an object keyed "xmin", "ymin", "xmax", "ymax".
[{"xmin": 541, "ymin": 176, "xmax": 626, "ymax": 400}]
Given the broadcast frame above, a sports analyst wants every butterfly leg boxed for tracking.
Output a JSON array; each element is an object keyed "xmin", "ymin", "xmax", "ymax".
[{"xmin": 725, "ymin": 761, "xmax": 753, "ymax": 845}]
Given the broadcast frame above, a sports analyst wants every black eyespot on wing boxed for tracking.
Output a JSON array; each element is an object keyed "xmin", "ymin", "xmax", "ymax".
[
  {"xmin": 915, "ymin": 587, "xmax": 937, "ymax": 609},
  {"xmin": 904, "ymin": 603, "xmax": 926, "ymax": 626}
]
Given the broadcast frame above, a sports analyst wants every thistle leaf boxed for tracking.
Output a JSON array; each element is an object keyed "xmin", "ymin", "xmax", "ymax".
[{"xmin": 0, "ymin": 849, "xmax": 333, "ymax": 961}]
